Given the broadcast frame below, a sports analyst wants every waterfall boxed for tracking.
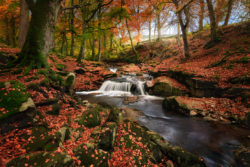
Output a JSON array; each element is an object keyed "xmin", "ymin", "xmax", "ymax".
[
  {"xmin": 77, "ymin": 75, "xmax": 148, "ymax": 96},
  {"xmin": 99, "ymin": 80, "xmax": 132, "ymax": 92}
]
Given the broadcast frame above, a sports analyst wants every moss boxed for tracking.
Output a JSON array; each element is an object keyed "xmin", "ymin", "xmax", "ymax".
[
  {"xmin": 78, "ymin": 105, "xmax": 101, "ymax": 128},
  {"xmin": 55, "ymin": 63, "xmax": 66, "ymax": 71},
  {"xmin": 99, "ymin": 122, "xmax": 117, "ymax": 151},
  {"xmin": 74, "ymin": 143, "xmax": 108, "ymax": 167},
  {"xmin": 65, "ymin": 75, "xmax": 75, "ymax": 89},
  {"xmin": 7, "ymin": 152, "xmax": 74, "ymax": 167},
  {"xmin": 152, "ymin": 82, "xmax": 186, "ymax": 97},
  {"xmin": 25, "ymin": 126, "xmax": 60, "ymax": 152},
  {"xmin": 0, "ymin": 81, "xmax": 30, "ymax": 119},
  {"xmin": 11, "ymin": 68, "xmax": 23, "ymax": 75},
  {"xmin": 25, "ymin": 76, "xmax": 39, "ymax": 82},
  {"xmin": 107, "ymin": 107, "xmax": 121, "ymax": 123}
]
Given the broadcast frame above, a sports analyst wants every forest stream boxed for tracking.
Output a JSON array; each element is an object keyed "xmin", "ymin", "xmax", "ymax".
[{"xmin": 77, "ymin": 73, "xmax": 250, "ymax": 167}]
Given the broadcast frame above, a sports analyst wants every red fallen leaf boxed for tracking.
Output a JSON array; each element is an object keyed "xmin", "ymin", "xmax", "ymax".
[{"xmin": 45, "ymin": 159, "xmax": 49, "ymax": 163}]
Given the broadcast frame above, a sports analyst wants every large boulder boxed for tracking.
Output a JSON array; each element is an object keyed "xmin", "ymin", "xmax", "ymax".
[
  {"xmin": 74, "ymin": 143, "xmax": 109, "ymax": 167},
  {"xmin": 163, "ymin": 96, "xmax": 248, "ymax": 124},
  {"xmin": 152, "ymin": 76, "xmax": 189, "ymax": 97},
  {"xmin": 0, "ymin": 81, "xmax": 36, "ymax": 134},
  {"xmin": 7, "ymin": 152, "xmax": 74, "ymax": 167},
  {"xmin": 120, "ymin": 64, "xmax": 141, "ymax": 74}
]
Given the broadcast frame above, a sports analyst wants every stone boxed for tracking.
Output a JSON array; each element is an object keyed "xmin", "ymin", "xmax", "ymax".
[
  {"xmin": 64, "ymin": 72, "xmax": 76, "ymax": 94},
  {"xmin": 123, "ymin": 96, "xmax": 139, "ymax": 104},
  {"xmin": 7, "ymin": 152, "xmax": 74, "ymax": 167},
  {"xmin": 234, "ymin": 146, "xmax": 250, "ymax": 167},
  {"xmin": 19, "ymin": 98, "xmax": 35, "ymax": 112},
  {"xmin": 99, "ymin": 122, "xmax": 117, "ymax": 151},
  {"xmin": 74, "ymin": 143, "xmax": 108, "ymax": 167},
  {"xmin": 152, "ymin": 76, "xmax": 189, "ymax": 97}
]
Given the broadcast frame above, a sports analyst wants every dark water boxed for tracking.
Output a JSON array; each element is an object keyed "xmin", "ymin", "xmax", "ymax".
[{"xmin": 79, "ymin": 94, "xmax": 250, "ymax": 167}]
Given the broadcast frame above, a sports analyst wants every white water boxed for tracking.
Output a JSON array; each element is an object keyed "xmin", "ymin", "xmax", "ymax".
[
  {"xmin": 109, "ymin": 67, "xmax": 117, "ymax": 73},
  {"xmin": 76, "ymin": 75, "xmax": 151, "ymax": 97}
]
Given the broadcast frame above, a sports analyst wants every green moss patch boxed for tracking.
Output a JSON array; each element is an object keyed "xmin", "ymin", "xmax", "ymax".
[
  {"xmin": 0, "ymin": 81, "xmax": 30, "ymax": 119},
  {"xmin": 7, "ymin": 152, "xmax": 74, "ymax": 167}
]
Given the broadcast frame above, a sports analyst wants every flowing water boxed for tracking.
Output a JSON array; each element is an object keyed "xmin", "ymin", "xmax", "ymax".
[{"xmin": 77, "ymin": 74, "xmax": 250, "ymax": 167}]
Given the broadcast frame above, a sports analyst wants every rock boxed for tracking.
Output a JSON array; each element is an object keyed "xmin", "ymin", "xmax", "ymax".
[
  {"xmin": 99, "ymin": 122, "xmax": 117, "ymax": 151},
  {"xmin": 74, "ymin": 143, "xmax": 108, "ymax": 167},
  {"xmin": 25, "ymin": 126, "xmax": 60, "ymax": 152},
  {"xmin": 123, "ymin": 96, "xmax": 139, "ymax": 104},
  {"xmin": 64, "ymin": 72, "xmax": 76, "ymax": 94},
  {"xmin": 152, "ymin": 76, "xmax": 189, "ymax": 97},
  {"xmin": 78, "ymin": 104, "xmax": 101, "ymax": 128},
  {"xmin": 74, "ymin": 68, "xmax": 85, "ymax": 74},
  {"xmin": 121, "ymin": 64, "xmax": 141, "ymax": 74},
  {"xmin": 190, "ymin": 110, "xmax": 198, "ymax": 116},
  {"xmin": 107, "ymin": 107, "xmax": 121, "ymax": 123},
  {"xmin": 7, "ymin": 152, "xmax": 74, "ymax": 167},
  {"xmin": 234, "ymin": 146, "xmax": 250, "ymax": 167},
  {"xmin": 0, "ymin": 81, "xmax": 36, "ymax": 134},
  {"xmin": 102, "ymin": 71, "xmax": 117, "ymax": 79},
  {"xmin": 166, "ymin": 160, "xmax": 175, "ymax": 167},
  {"xmin": 57, "ymin": 126, "xmax": 71, "ymax": 143}
]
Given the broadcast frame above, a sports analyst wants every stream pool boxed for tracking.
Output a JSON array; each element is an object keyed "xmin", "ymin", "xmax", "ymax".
[{"xmin": 77, "ymin": 75, "xmax": 250, "ymax": 167}]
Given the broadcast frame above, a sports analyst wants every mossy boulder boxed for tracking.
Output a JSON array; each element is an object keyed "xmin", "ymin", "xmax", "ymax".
[
  {"xmin": 163, "ymin": 96, "xmax": 190, "ymax": 115},
  {"xmin": 25, "ymin": 126, "xmax": 60, "ymax": 152},
  {"xmin": 7, "ymin": 152, "xmax": 74, "ymax": 167},
  {"xmin": 107, "ymin": 107, "xmax": 122, "ymax": 123},
  {"xmin": 152, "ymin": 76, "xmax": 189, "ymax": 97},
  {"xmin": 78, "ymin": 104, "xmax": 101, "ymax": 128},
  {"xmin": 234, "ymin": 146, "xmax": 250, "ymax": 167},
  {"xmin": 0, "ymin": 81, "xmax": 35, "ymax": 120},
  {"xmin": 64, "ymin": 72, "xmax": 76, "ymax": 94},
  {"xmin": 99, "ymin": 122, "xmax": 117, "ymax": 151},
  {"xmin": 74, "ymin": 143, "xmax": 109, "ymax": 167}
]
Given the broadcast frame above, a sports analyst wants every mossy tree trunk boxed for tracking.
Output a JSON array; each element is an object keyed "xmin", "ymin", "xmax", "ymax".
[
  {"xmin": 206, "ymin": 0, "xmax": 217, "ymax": 42},
  {"xmin": 18, "ymin": 0, "xmax": 29, "ymax": 49},
  {"xmin": 18, "ymin": 0, "xmax": 62, "ymax": 68}
]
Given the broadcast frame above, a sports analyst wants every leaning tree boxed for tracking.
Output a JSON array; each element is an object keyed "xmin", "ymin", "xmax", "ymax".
[{"xmin": 17, "ymin": 0, "xmax": 62, "ymax": 68}]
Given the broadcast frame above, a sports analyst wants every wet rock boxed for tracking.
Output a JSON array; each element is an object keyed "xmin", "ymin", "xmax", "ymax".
[
  {"xmin": 234, "ymin": 146, "xmax": 250, "ymax": 167},
  {"xmin": 152, "ymin": 76, "xmax": 189, "ymax": 97},
  {"xmin": 123, "ymin": 96, "xmax": 139, "ymax": 104},
  {"xmin": 99, "ymin": 122, "xmax": 117, "ymax": 151},
  {"xmin": 7, "ymin": 152, "xmax": 74, "ymax": 167}
]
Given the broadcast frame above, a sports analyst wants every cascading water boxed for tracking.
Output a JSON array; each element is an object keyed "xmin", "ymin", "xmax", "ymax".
[{"xmin": 76, "ymin": 75, "xmax": 148, "ymax": 96}]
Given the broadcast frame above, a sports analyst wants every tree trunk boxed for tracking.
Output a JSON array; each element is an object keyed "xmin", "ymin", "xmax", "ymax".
[
  {"xmin": 125, "ymin": 18, "xmax": 139, "ymax": 62},
  {"xmin": 60, "ymin": 32, "xmax": 66, "ymax": 56},
  {"xmin": 178, "ymin": 13, "xmax": 190, "ymax": 58},
  {"xmin": 91, "ymin": 38, "xmax": 96, "ymax": 60},
  {"xmin": 4, "ymin": 17, "xmax": 10, "ymax": 45},
  {"xmin": 10, "ymin": 16, "xmax": 17, "ymax": 47},
  {"xmin": 206, "ymin": 0, "xmax": 217, "ymax": 41},
  {"xmin": 199, "ymin": 0, "xmax": 204, "ymax": 31},
  {"xmin": 18, "ymin": 0, "xmax": 29, "ymax": 48},
  {"xmin": 110, "ymin": 34, "xmax": 113, "ymax": 51},
  {"xmin": 19, "ymin": 0, "xmax": 61, "ymax": 67},
  {"xmin": 177, "ymin": 22, "xmax": 180, "ymax": 43},
  {"xmin": 77, "ymin": 22, "xmax": 86, "ymax": 63},
  {"xmin": 157, "ymin": 13, "xmax": 161, "ymax": 41},
  {"xmin": 224, "ymin": 0, "xmax": 234, "ymax": 26},
  {"xmin": 78, "ymin": 36, "xmax": 85, "ymax": 62},
  {"xmin": 149, "ymin": 19, "xmax": 151, "ymax": 42},
  {"xmin": 70, "ymin": 0, "xmax": 75, "ymax": 57}
]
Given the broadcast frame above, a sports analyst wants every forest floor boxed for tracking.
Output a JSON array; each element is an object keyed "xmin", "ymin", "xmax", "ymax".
[{"xmin": 0, "ymin": 22, "xmax": 249, "ymax": 167}]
